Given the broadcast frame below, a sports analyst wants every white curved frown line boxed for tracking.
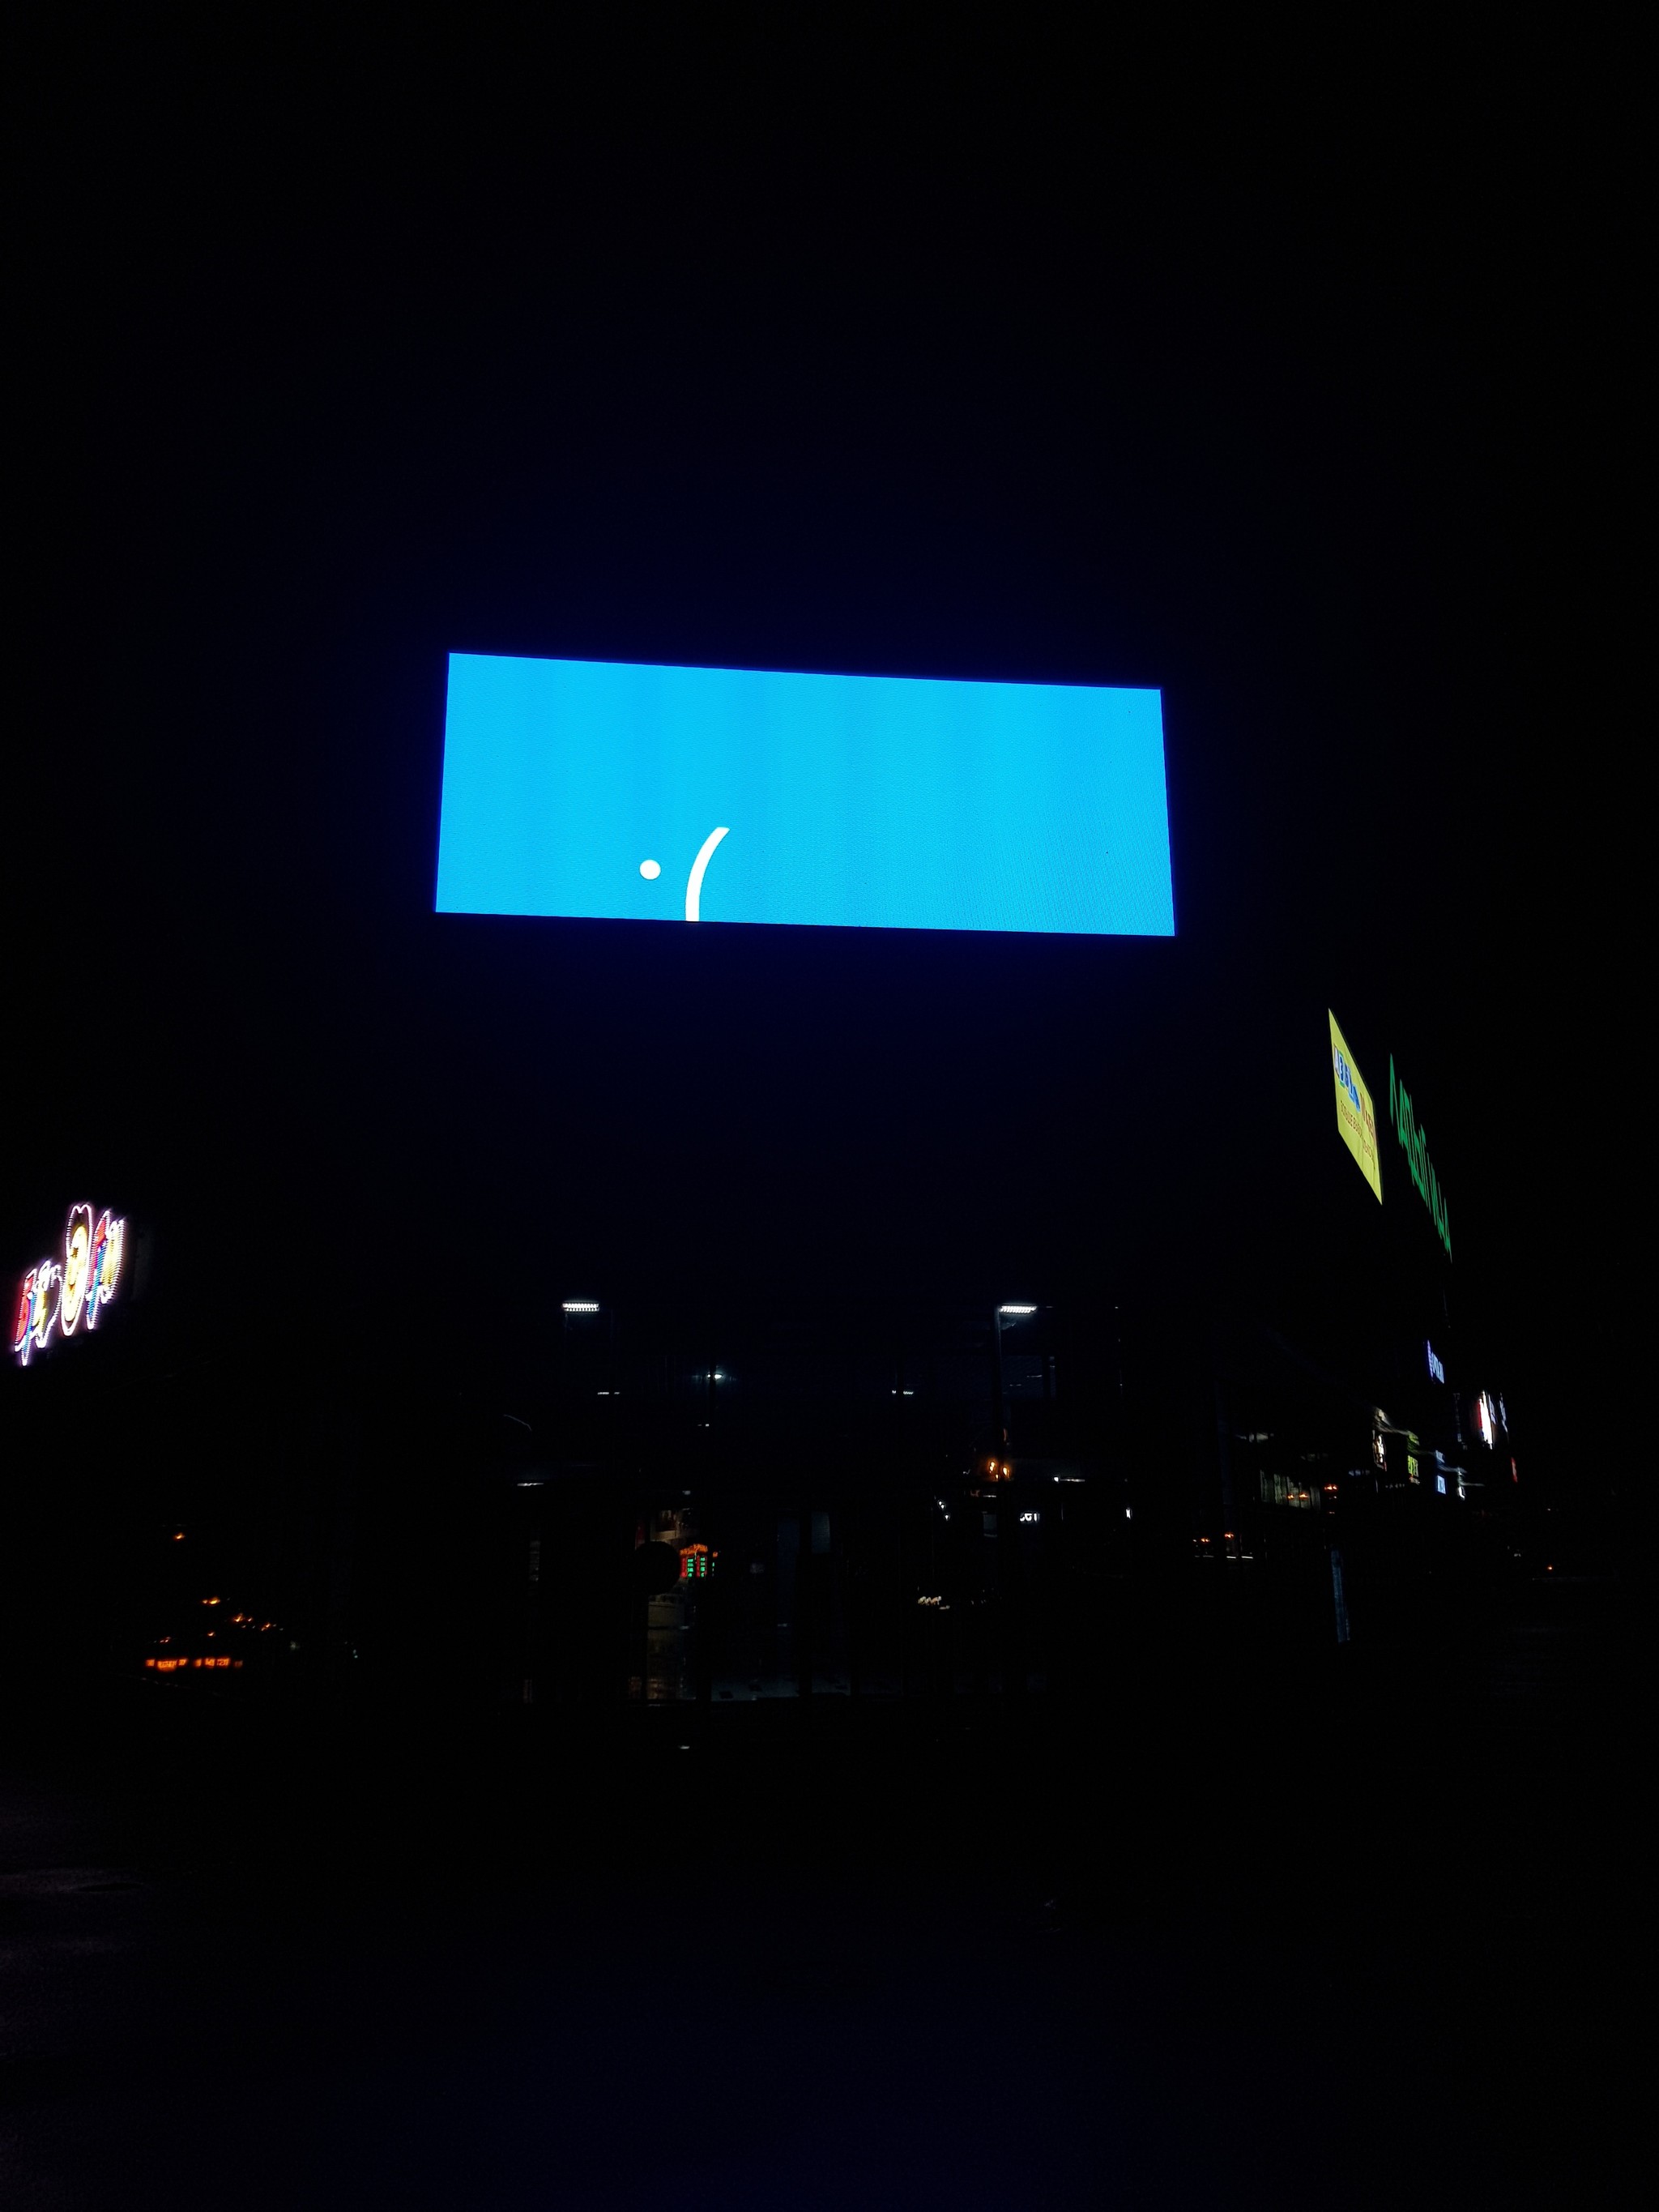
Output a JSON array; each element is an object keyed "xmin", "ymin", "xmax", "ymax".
[{"xmin": 685, "ymin": 826, "xmax": 730, "ymax": 922}]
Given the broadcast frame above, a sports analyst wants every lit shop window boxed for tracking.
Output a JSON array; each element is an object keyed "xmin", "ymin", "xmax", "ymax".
[{"xmin": 1258, "ymin": 1472, "xmax": 1320, "ymax": 1510}]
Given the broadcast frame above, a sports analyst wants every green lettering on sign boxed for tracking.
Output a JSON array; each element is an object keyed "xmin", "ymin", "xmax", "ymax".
[{"xmin": 1388, "ymin": 1056, "xmax": 1452, "ymax": 1262}]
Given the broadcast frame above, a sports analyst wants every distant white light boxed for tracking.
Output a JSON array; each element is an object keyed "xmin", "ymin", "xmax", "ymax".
[
  {"xmin": 639, "ymin": 859, "xmax": 661, "ymax": 880},
  {"xmin": 562, "ymin": 1301, "xmax": 599, "ymax": 1313},
  {"xmin": 999, "ymin": 1304, "xmax": 1037, "ymax": 1315}
]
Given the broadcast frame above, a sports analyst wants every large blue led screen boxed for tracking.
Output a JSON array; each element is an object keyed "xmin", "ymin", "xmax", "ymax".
[{"xmin": 435, "ymin": 654, "xmax": 1175, "ymax": 937}]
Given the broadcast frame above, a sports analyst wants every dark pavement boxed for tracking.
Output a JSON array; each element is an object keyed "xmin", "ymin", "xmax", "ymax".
[{"xmin": 1, "ymin": 1573, "xmax": 1643, "ymax": 2210}]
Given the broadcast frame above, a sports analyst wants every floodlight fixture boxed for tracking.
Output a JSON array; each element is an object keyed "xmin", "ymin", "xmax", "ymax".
[
  {"xmin": 998, "ymin": 1304, "xmax": 1037, "ymax": 1315},
  {"xmin": 562, "ymin": 1300, "xmax": 600, "ymax": 1313}
]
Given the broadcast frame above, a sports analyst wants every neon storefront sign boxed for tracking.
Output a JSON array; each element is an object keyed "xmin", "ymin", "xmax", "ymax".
[{"xmin": 13, "ymin": 1205, "xmax": 125, "ymax": 1365}]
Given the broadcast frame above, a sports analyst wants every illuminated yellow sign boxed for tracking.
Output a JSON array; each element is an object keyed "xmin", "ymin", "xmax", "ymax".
[{"xmin": 1328, "ymin": 1013, "xmax": 1382, "ymax": 1202}]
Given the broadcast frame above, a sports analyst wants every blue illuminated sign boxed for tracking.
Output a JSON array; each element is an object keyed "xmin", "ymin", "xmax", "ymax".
[{"xmin": 435, "ymin": 655, "xmax": 1175, "ymax": 937}]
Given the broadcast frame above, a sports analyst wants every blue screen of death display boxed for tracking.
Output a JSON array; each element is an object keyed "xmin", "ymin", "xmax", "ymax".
[{"xmin": 435, "ymin": 653, "xmax": 1175, "ymax": 937}]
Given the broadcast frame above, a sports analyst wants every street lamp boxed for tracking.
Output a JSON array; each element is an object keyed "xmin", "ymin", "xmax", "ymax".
[
  {"xmin": 560, "ymin": 1300, "xmax": 616, "ymax": 1402},
  {"xmin": 994, "ymin": 1300, "xmax": 1043, "ymax": 1446}
]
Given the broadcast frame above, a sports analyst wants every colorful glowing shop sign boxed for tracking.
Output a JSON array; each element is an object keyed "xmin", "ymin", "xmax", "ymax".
[{"xmin": 13, "ymin": 1205, "xmax": 125, "ymax": 1365}]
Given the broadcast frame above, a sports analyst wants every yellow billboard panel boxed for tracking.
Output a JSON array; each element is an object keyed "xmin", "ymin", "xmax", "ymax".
[{"xmin": 1329, "ymin": 1011, "xmax": 1383, "ymax": 1202}]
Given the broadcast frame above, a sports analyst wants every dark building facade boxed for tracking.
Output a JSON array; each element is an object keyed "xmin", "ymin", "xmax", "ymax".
[{"xmin": 3, "ymin": 1168, "xmax": 1520, "ymax": 1722}]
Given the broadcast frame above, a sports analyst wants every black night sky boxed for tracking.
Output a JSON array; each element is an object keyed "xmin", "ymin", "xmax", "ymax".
[
  {"xmin": 3, "ymin": 19, "xmax": 1642, "ymax": 2211},
  {"xmin": 17, "ymin": 28, "xmax": 1624, "ymax": 1426}
]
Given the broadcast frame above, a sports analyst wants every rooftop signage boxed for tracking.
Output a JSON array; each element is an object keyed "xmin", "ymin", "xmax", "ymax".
[
  {"xmin": 1388, "ymin": 1055, "xmax": 1452, "ymax": 1261},
  {"xmin": 1328, "ymin": 1012, "xmax": 1383, "ymax": 1202},
  {"xmin": 12, "ymin": 1205, "xmax": 125, "ymax": 1365},
  {"xmin": 435, "ymin": 654, "xmax": 1175, "ymax": 937}
]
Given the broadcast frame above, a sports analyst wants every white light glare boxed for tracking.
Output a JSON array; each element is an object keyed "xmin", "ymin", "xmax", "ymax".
[
  {"xmin": 562, "ymin": 1301, "xmax": 600, "ymax": 1313},
  {"xmin": 999, "ymin": 1304, "xmax": 1037, "ymax": 1315}
]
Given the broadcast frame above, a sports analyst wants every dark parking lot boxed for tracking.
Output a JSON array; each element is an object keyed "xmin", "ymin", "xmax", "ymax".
[{"xmin": 2, "ymin": 1569, "xmax": 1641, "ymax": 2210}]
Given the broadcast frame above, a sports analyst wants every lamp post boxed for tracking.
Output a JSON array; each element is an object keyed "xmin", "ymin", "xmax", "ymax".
[
  {"xmin": 994, "ymin": 1305, "xmax": 1036, "ymax": 1452},
  {"xmin": 561, "ymin": 1299, "xmax": 635, "ymax": 1702},
  {"xmin": 995, "ymin": 1305, "xmax": 1038, "ymax": 1697}
]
